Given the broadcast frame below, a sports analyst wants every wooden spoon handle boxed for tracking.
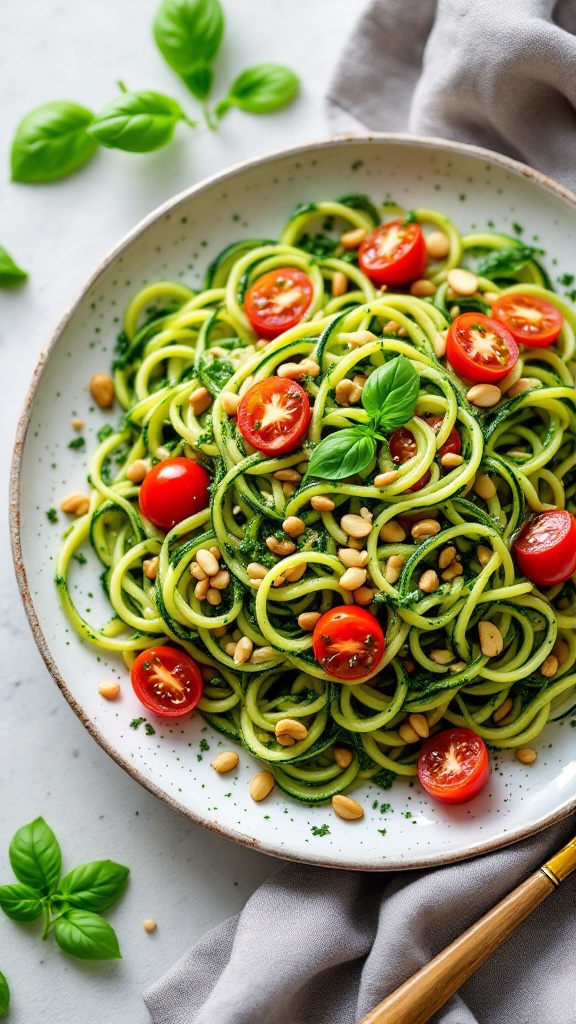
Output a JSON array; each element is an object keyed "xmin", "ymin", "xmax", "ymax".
[{"xmin": 358, "ymin": 868, "xmax": 555, "ymax": 1024}]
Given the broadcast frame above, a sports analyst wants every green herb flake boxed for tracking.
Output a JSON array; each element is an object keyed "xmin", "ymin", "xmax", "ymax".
[
  {"xmin": 72, "ymin": 552, "xmax": 87, "ymax": 565},
  {"xmin": 46, "ymin": 508, "xmax": 58, "ymax": 523},
  {"xmin": 68, "ymin": 436, "xmax": 86, "ymax": 450},
  {"xmin": 129, "ymin": 717, "xmax": 146, "ymax": 730},
  {"xmin": 97, "ymin": 424, "xmax": 115, "ymax": 442},
  {"xmin": 144, "ymin": 724, "xmax": 156, "ymax": 736},
  {"xmin": 199, "ymin": 738, "xmax": 209, "ymax": 751},
  {"xmin": 311, "ymin": 824, "xmax": 330, "ymax": 837},
  {"xmin": 377, "ymin": 828, "xmax": 387, "ymax": 836}
]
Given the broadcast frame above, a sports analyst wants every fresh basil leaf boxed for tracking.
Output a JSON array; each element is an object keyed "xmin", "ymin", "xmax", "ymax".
[
  {"xmin": 11, "ymin": 101, "xmax": 98, "ymax": 184},
  {"xmin": 54, "ymin": 909, "xmax": 121, "ymax": 960},
  {"xmin": 306, "ymin": 427, "xmax": 376, "ymax": 481},
  {"xmin": 361, "ymin": 355, "xmax": 419, "ymax": 432},
  {"xmin": 215, "ymin": 64, "xmax": 299, "ymax": 117},
  {"xmin": 0, "ymin": 972, "xmax": 9, "ymax": 1018},
  {"xmin": 57, "ymin": 860, "xmax": 129, "ymax": 913},
  {"xmin": 0, "ymin": 245, "xmax": 28, "ymax": 286},
  {"xmin": 87, "ymin": 91, "xmax": 190, "ymax": 153},
  {"xmin": 153, "ymin": 0, "xmax": 224, "ymax": 98},
  {"xmin": 0, "ymin": 883, "xmax": 44, "ymax": 921},
  {"xmin": 476, "ymin": 245, "xmax": 539, "ymax": 278},
  {"xmin": 9, "ymin": 818, "xmax": 61, "ymax": 895}
]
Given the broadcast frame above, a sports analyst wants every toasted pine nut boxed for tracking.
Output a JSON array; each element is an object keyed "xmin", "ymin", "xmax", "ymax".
[
  {"xmin": 249, "ymin": 578, "xmax": 262, "ymax": 589},
  {"xmin": 210, "ymin": 569, "xmax": 230, "ymax": 590},
  {"xmin": 516, "ymin": 747, "xmax": 537, "ymax": 765},
  {"xmin": 339, "ymin": 547, "xmax": 369, "ymax": 568},
  {"xmin": 474, "ymin": 474, "xmax": 496, "ymax": 500},
  {"xmin": 493, "ymin": 697, "xmax": 513, "ymax": 723},
  {"xmin": 411, "ymin": 519, "xmax": 441, "ymax": 540},
  {"xmin": 190, "ymin": 561, "xmax": 207, "ymax": 581},
  {"xmin": 220, "ymin": 391, "xmax": 241, "ymax": 416},
  {"xmin": 385, "ymin": 555, "xmax": 405, "ymax": 585},
  {"xmin": 346, "ymin": 330, "xmax": 378, "ymax": 347},
  {"xmin": 189, "ymin": 386, "xmax": 212, "ymax": 416},
  {"xmin": 277, "ymin": 360, "xmax": 319, "ymax": 380},
  {"xmin": 466, "ymin": 383, "xmax": 501, "ymax": 408},
  {"xmin": 212, "ymin": 625, "xmax": 227, "ymax": 638},
  {"xmin": 384, "ymin": 320, "xmax": 400, "ymax": 333},
  {"xmin": 206, "ymin": 587, "xmax": 221, "ymax": 606},
  {"xmin": 340, "ymin": 567, "xmax": 368, "ymax": 591},
  {"xmin": 399, "ymin": 722, "xmax": 420, "ymax": 744},
  {"xmin": 311, "ymin": 495, "xmax": 335, "ymax": 513},
  {"xmin": 276, "ymin": 734, "xmax": 295, "ymax": 746},
  {"xmin": 238, "ymin": 375, "xmax": 254, "ymax": 398},
  {"xmin": 347, "ymin": 538, "xmax": 364, "ymax": 550},
  {"xmin": 298, "ymin": 611, "xmax": 321, "ymax": 631},
  {"xmin": 353, "ymin": 374, "xmax": 368, "ymax": 387},
  {"xmin": 336, "ymin": 379, "xmax": 362, "ymax": 405},
  {"xmin": 341, "ymin": 513, "xmax": 372, "ymax": 539},
  {"xmin": 71, "ymin": 417, "xmax": 84, "ymax": 430},
  {"xmin": 440, "ymin": 452, "xmax": 464, "ymax": 468},
  {"xmin": 332, "ymin": 794, "xmax": 364, "ymax": 820},
  {"xmin": 447, "ymin": 268, "xmax": 478, "ymax": 296},
  {"xmin": 379, "ymin": 520, "xmax": 406, "ymax": 543},
  {"xmin": 374, "ymin": 470, "xmax": 399, "ymax": 488},
  {"xmin": 419, "ymin": 569, "xmax": 440, "ymax": 593},
  {"xmin": 430, "ymin": 649, "xmax": 453, "ymax": 665},
  {"xmin": 553, "ymin": 637, "xmax": 569, "ymax": 666},
  {"xmin": 250, "ymin": 771, "xmax": 275, "ymax": 801},
  {"xmin": 143, "ymin": 556, "xmax": 159, "ymax": 580},
  {"xmin": 506, "ymin": 377, "xmax": 541, "ymax": 398},
  {"xmin": 126, "ymin": 459, "xmax": 150, "ymax": 483},
  {"xmin": 541, "ymin": 654, "xmax": 558, "ymax": 678},
  {"xmin": 90, "ymin": 373, "xmax": 115, "ymax": 407},
  {"xmin": 196, "ymin": 548, "xmax": 220, "ymax": 577},
  {"xmin": 283, "ymin": 516, "xmax": 306, "ymax": 538},
  {"xmin": 450, "ymin": 661, "xmax": 467, "ymax": 673},
  {"xmin": 274, "ymin": 468, "xmax": 301, "ymax": 483},
  {"xmin": 478, "ymin": 621, "xmax": 504, "ymax": 657},
  {"xmin": 60, "ymin": 492, "xmax": 90, "ymax": 516},
  {"xmin": 98, "ymin": 681, "xmax": 121, "ymax": 700},
  {"xmin": 212, "ymin": 751, "xmax": 239, "ymax": 773},
  {"xmin": 360, "ymin": 507, "xmax": 372, "ymax": 523},
  {"xmin": 449, "ymin": 305, "xmax": 461, "ymax": 317},
  {"xmin": 425, "ymin": 231, "xmax": 451, "ymax": 260},
  {"xmin": 234, "ymin": 636, "xmax": 253, "ymax": 665},
  {"xmin": 276, "ymin": 718, "xmax": 308, "ymax": 741},
  {"xmin": 438, "ymin": 546, "xmax": 456, "ymax": 570},
  {"xmin": 250, "ymin": 646, "xmax": 276, "ymax": 664},
  {"xmin": 334, "ymin": 747, "xmax": 354, "ymax": 768},
  {"xmin": 448, "ymin": 559, "xmax": 463, "ymax": 577},
  {"xmin": 410, "ymin": 278, "xmax": 436, "ymax": 297},
  {"xmin": 433, "ymin": 331, "xmax": 447, "ymax": 359},
  {"xmin": 283, "ymin": 562, "xmax": 306, "ymax": 583},
  {"xmin": 340, "ymin": 227, "xmax": 367, "ymax": 249},
  {"xmin": 332, "ymin": 271, "xmax": 348, "ymax": 297},
  {"xmin": 409, "ymin": 713, "xmax": 429, "ymax": 738},
  {"xmin": 282, "ymin": 482, "xmax": 296, "ymax": 497},
  {"xmin": 143, "ymin": 919, "xmax": 157, "ymax": 933},
  {"xmin": 483, "ymin": 291, "xmax": 500, "ymax": 303},
  {"xmin": 194, "ymin": 577, "xmax": 210, "ymax": 601},
  {"xmin": 209, "ymin": 546, "xmax": 221, "ymax": 560},
  {"xmin": 225, "ymin": 642, "xmax": 238, "ymax": 657},
  {"xmin": 354, "ymin": 586, "xmax": 375, "ymax": 606},
  {"xmin": 477, "ymin": 545, "xmax": 493, "ymax": 568},
  {"xmin": 266, "ymin": 536, "xmax": 297, "ymax": 556},
  {"xmin": 247, "ymin": 562, "xmax": 268, "ymax": 579}
]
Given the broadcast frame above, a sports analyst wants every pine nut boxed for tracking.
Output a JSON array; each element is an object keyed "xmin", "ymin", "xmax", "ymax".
[
  {"xmin": 341, "ymin": 513, "xmax": 372, "ymax": 539},
  {"xmin": 275, "ymin": 718, "xmax": 308, "ymax": 741},
  {"xmin": 283, "ymin": 516, "xmax": 306, "ymax": 538},
  {"xmin": 143, "ymin": 556, "xmax": 159, "ymax": 580},
  {"xmin": 385, "ymin": 555, "xmax": 405, "ymax": 584},
  {"xmin": 238, "ymin": 375, "xmax": 254, "ymax": 398},
  {"xmin": 516, "ymin": 747, "xmax": 537, "ymax": 765},
  {"xmin": 250, "ymin": 771, "xmax": 275, "ymax": 801},
  {"xmin": 283, "ymin": 562, "xmax": 306, "ymax": 583},
  {"xmin": 212, "ymin": 751, "xmax": 239, "ymax": 773},
  {"xmin": 298, "ymin": 611, "xmax": 321, "ymax": 631},
  {"xmin": 225, "ymin": 642, "xmax": 237, "ymax": 657},
  {"xmin": 311, "ymin": 495, "xmax": 335, "ymax": 513},
  {"xmin": 334, "ymin": 747, "xmax": 353, "ymax": 768},
  {"xmin": 274, "ymin": 468, "xmax": 301, "ymax": 483},
  {"xmin": 210, "ymin": 569, "xmax": 230, "ymax": 590},
  {"xmin": 493, "ymin": 697, "xmax": 513, "ymax": 723},
  {"xmin": 353, "ymin": 374, "xmax": 368, "ymax": 387},
  {"xmin": 277, "ymin": 734, "xmax": 295, "ymax": 746},
  {"xmin": 433, "ymin": 332, "xmax": 447, "ymax": 359},
  {"xmin": 234, "ymin": 637, "xmax": 253, "ymax": 665},
  {"xmin": 379, "ymin": 520, "xmax": 406, "ymax": 543},
  {"xmin": 339, "ymin": 548, "xmax": 369, "ymax": 568},
  {"xmin": 347, "ymin": 538, "xmax": 364, "ymax": 550},
  {"xmin": 331, "ymin": 794, "xmax": 364, "ymax": 820},
  {"xmin": 277, "ymin": 360, "xmax": 319, "ymax": 380},
  {"xmin": 98, "ymin": 681, "xmax": 121, "ymax": 700},
  {"xmin": 206, "ymin": 587, "xmax": 221, "ymax": 606},
  {"xmin": 336, "ymin": 379, "xmax": 362, "ymax": 405},
  {"xmin": 447, "ymin": 268, "xmax": 478, "ymax": 296},
  {"xmin": 374, "ymin": 470, "xmax": 399, "ymax": 487},
  {"xmin": 282, "ymin": 482, "xmax": 296, "ymax": 497},
  {"xmin": 474, "ymin": 474, "xmax": 496, "ymax": 500},
  {"xmin": 477, "ymin": 545, "xmax": 493, "ymax": 567},
  {"xmin": 478, "ymin": 621, "xmax": 504, "ymax": 657},
  {"xmin": 247, "ymin": 562, "xmax": 268, "ymax": 579},
  {"xmin": 498, "ymin": 361, "xmax": 523, "ymax": 394},
  {"xmin": 409, "ymin": 713, "xmax": 429, "ymax": 738},
  {"xmin": 190, "ymin": 561, "xmax": 207, "ymax": 581},
  {"xmin": 346, "ymin": 330, "xmax": 378, "ymax": 347},
  {"xmin": 410, "ymin": 279, "xmax": 436, "ymax": 297},
  {"xmin": 354, "ymin": 586, "xmax": 375, "ymax": 606},
  {"xmin": 553, "ymin": 637, "xmax": 569, "ymax": 666},
  {"xmin": 449, "ymin": 305, "xmax": 461, "ymax": 317},
  {"xmin": 384, "ymin": 320, "xmax": 400, "ymax": 333},
  {"xmin": 195, "ymin": 578, "xmax": 210, "ymax": 601},
  {"xmin": 332, "ymin": 271, "xmax": 348, "ymax": 297},
  {"xmin": 156, "ymin": 446, "xmax": 171, "ymax": 460},
  {"xmin": 483, "ymin": 291, "xmax": 500, "ymax": 303},
  {"xmin": 448, "ymin": 559, "xmax": 463, "ymax": 576},
  {"xmin": 430, "ymin": 649, "xmax": 453, "ymax": 665},
  {"xmin": 340, "ymin": 227, "xmax": 367, "ymax": 249},
  {"xmin": 89, "ymin": 373, "xmax": 115, "ymax": 407},
  {"xmin": 209, "ymin": 546, "xmax": 221, "ymax": 560},
  {"xmin": 220, "ymin": 391, "xmax": 241, "ymax": 416},
  {"xmin": 212, "ymin": 626, "xmax": 227, "ymax": 638},
  {"xmin": 450, "ymin": 661, "xmax": 467, "ymax": 673},
  {"xmin": 339, "ymin": 567, "xmax": 368, "ymax": 591},
  {"xmin": 196, "ymin": 548, "xmax": 220, "ymax": 577},
  {"xmin": 425, "ymin": 231, "xmax": 451, "ymax": 260},
  {"xmin": 440, "ymin": 567, "xmax": 455, "ymax": 582},
  {"xmin": 399, "ymin": 722, "xmax": 420, "ymax": 744},
  {"xmin": 541, "ymin": 654, "xmax": 558, "ymax": 678},
  {"xmin": 438, "ymin": 546, "xmax": 456, "ymax": 570},
  {"xmin": 143, "ymin": 919, "xmax": 157, "ymax": 933},
  {"xmin": 266, "ymin": 537, "xmax": 297, "ymax": 556},
  {"xmin": 419, "ymin": 569, "xmax": 440, "ymax": 593},
  {"xmin": 189, "ymin": 386, "xmax": 212, "ymax": 416},
  {"xmin": 250, "ymin": 646, "xmax": 276, "ymax": 664},
  {"xmin": 249, "ymin": 578, "xmax": 262, "ymax": 589},
  {"xmin": 506, "ymin": 377, "xmax": 541, "ymax": 398},
  {"xmin": 71, "ymin": 417, "xmax": 84, "ymax": 430},
  {"xmin": 411, "ymin": 519, "xmax": 441, "ymax": 540},
  {"xmin": 441, "ymin": 452, "xmax": 464, "ymax": 468},
  {"xmin": 60, "ymin": 492, "xmax": 90, "ymax": 516},
  {"xmin": 126, "ymin": 459, "xmax": 150, "ymax": 483},
  {"xmin": 466, "ymin": 383, "xmax": 501, "ymax": 407}
]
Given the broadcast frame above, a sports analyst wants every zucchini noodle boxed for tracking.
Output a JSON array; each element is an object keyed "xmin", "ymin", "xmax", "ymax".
[{"xmin": 56, "ymin": 196, "xmax": 576, "ymax": 805}]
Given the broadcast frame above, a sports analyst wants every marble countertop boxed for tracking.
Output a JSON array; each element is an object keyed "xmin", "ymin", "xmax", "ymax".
[{"xmin": 0, "ymin": 2, "xmax": 362, "ymax": 1020}]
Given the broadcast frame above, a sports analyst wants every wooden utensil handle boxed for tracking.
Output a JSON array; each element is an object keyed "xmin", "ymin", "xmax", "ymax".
[{"xmin": 358, "ymin": 869, "xmax": 555, "ymax": 1024}]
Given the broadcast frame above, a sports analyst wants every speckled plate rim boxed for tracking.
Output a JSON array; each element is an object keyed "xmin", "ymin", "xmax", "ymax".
[{"xmin": 10, "ymin": 132, "xmax": 576, "ymax": 871}]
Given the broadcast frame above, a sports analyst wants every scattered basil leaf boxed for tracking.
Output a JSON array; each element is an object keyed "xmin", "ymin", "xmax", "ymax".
[
  {"xmin": 54, "ymin": 909, "xmax": 121, "ymax": 960},
  {"xmin": 87, "ymin": 91, "xmax": 191, "ymax": 153},
  {"xmin": 11, "ymin": 101, "xmax": 98, "ymax": 183},
  {"xmin": 215, "ymin": 64, "xmax": 299, "ymax": 117},
  {"xmin": 361, "ymin": 355, "xmax": 419, "ymax": 431},
  {"xmin": 9, "ymin": 818, "xmax": 62, "ymax": 895},
  {"xmin": 475, "ymin": 245, "xmax": 539, "ymax": 278},
  {"xmin": 57, "ymin": 860, "xmax": 129, "ymax": 913},
  {"xmin": 153, "ymin": 0, "xmax": 224, "ymax": 99},
  {"xmin": 0, "ymin": 972, "xmax": 9, "ymax": 1018},
  {"xmin": 306, "ymin": 427, "xmax": 376, "ymax": 482},
  {"xmin": 0, "ymin": 883, "xmax": 44, "ymax": 922},
  {"xmin": 0, "ymin": 245, "xmax": 28, "ymax": 287}
]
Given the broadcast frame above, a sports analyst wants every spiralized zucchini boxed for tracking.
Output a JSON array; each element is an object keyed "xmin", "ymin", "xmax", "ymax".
[{"xmin": 56, "ymin": 196, "xmax": 576, "ymax": 804}]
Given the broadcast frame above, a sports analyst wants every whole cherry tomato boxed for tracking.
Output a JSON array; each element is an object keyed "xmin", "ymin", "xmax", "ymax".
[{"xmin": 312, "ymin": 605, "xmax": 385, "ymax": 681}]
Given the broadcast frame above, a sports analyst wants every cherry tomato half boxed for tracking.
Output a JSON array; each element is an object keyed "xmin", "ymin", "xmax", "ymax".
[
  {"xmin": 312, "ymin": 605, "xmax": 385, "ymax": 681},
  {"xmin": 513, "ymin": 510, "xmax": 576, "ymax": 587},
  {"xmin": 358, "ymin": 219, "xmax": 427, "ymax": 286},
  {"xmin": 139, "ymin": 457, "xmax": 210, "ymax": 532},
  {"xmin": 244, "ymin": 267, "xmax": 313, "ymax": 340},
  {"xmin": 131, "ymin": 646, "xmax": 203, "ymax": 718},
  {"xmin": 446, "ymin": 312, "xmax": 519, "ymax": 383},
  {"xmin": 422, "ymin": 415, "xmax": 462, "ymax": 458},
  {"xmin": 389, "ymin": 427, "xmax": 431, "ymax": 491},
  {"xmin": 491, "ymin": 293, "xmax": 563, "ymax": 348},
  {"xmin": 417, "ymin": 727, "xmax": 490, "ymax": 804},
  {"xmin": 237, "ymin": 376, "xmax": 311, "ymax": 455}
]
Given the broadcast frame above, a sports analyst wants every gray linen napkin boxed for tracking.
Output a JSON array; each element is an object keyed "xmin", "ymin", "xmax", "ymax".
[{"xmin": 145, "ymin": 4, "xmax": 576, "ymax": 1022}]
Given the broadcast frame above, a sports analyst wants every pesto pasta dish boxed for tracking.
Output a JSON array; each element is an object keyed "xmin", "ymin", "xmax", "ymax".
[{"xmin": 55, "ymin": 195, "xmax": 576, "ymax": 815}]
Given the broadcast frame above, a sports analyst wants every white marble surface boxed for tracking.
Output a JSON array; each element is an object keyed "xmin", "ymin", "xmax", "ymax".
[{"xmin": 0, "ymin": 2, "xmax": 362, "ymax": 1020}]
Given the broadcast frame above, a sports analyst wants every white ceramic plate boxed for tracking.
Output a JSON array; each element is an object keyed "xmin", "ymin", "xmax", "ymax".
[{"xmin": 11, "ymin": 135, "xmax": 576, "ymax": 870}]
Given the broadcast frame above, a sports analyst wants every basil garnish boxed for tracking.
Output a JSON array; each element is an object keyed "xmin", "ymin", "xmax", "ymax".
[
  {"xmin": 215, "ymin": 64, "xmax": 299, "ymax": 118},
  {"xmin": 153, "ymin": 0, "xmax": 224, "ymax": 99},
  {"xmin": 88, "ymin": 90, "xmax": 192, "ymax": 152},
  {"xmin": 307, "ymin": 428, "xmax": 376, "ymax": 482},
  {"xmin": 11, "ymin": 101, "xmax": 98, "ymax": 183},
  {"xmin": 476, "ymin": 245, "xmax": 540, "ymax": 278}
]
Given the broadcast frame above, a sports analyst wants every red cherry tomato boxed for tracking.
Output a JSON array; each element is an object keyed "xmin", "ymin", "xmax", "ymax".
[
  {"xmin": 421, "ymin": 415, "xmax": 462, "ymax": 458},
  {"xmin": 244, "ymin": 267, "xmax": 313, "ymax": 339},
  {"xmin": 139, "ymin": 457, "xmax": 210, "ymax": 531},
  {"xmin": 358, "ymin": 219, "xmax": 427, "ymax": 286},
  {"xmin": 446, "ymin": 312, "xmax": 519, "ymax": 383},
  {"xmin": 389, "ymin": 427, "xmax": 431, "ymax": 491},
  {"xmin": 491, "ymin": 293, "xmax": 563, "ymax": 348},
  {"xmin": 131, "ymin": 646, "xmax": 203, "ymax": 718},
  {"xmin": 312, "ymin": 605, "xmax": 385, "ymax": 681},
  {"xmin": 513, "ymin": 510, "xmax": 576, "ymax": 587},
  {"xmin": 237, "ymin": 376, "xmax": 311, "ymax": 455},
  {"xmin": 417, "ymin": 727, "xmax": 490, "ymax": 804}
]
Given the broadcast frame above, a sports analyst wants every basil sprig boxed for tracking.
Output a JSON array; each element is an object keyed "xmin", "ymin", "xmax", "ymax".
[
  {"xmin": 0, "ymin": 818, "xmax": 128, "ymax": 961},
  {"xmin": 0, "ymin": 245, "xmax": 28, "ymax": 287},
  {"xmin": 0, "ymin": 973, "xmax": 9, "ymax": 1018},
  {"xmin": 88, "ymin": 90, "xmax": 193, "ymax": 153},
  {"xmin": 11, "ymin": 101, "xmax": 98, "ymax": 183},
  {"xmin": 306, "ymin": 355, "xmax": 419, "ymax": 482},
  {"xmin": 215, "ymin": 64, "xmax": 300, "ymax": 118}
]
